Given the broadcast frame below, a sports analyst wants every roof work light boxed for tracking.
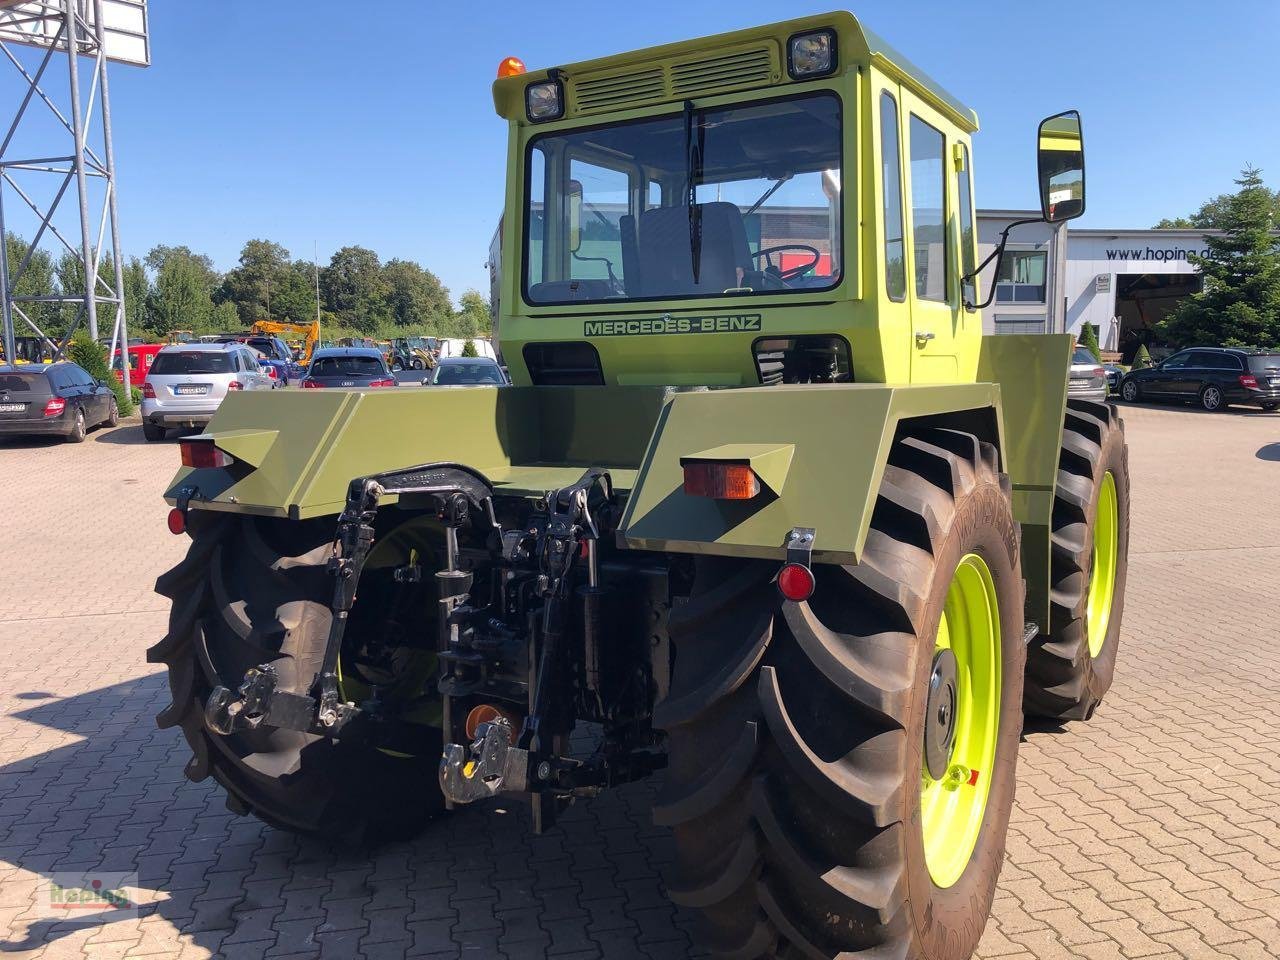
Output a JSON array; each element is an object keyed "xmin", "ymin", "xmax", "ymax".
[
  {"xmin": 787, "ymin": 29, "xmax": 837, "ymax": 79},
  {"xmin": 525, "ymin": 79, "xmax": 564, "ymax": 122}
]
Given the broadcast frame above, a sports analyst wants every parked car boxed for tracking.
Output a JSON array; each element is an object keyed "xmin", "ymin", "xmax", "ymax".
[
  {"xmin": 141, "ymin": 342, "xmax": 274, "ymax": 441},
  {"xmin": 0, "ymin": 361, "xmax": 118, "ymax": 442},
  {"xmin": 1067, "ymin": 346, "xmax": 1108, "ymax": 402},
  {"xmin": 301, "ymin": 347, "xmax": 397, "ymax": 388},
  {"xmin": 1119, "ymin": 347, "xmax": 1280, "ymax": 412},
  {"xmin": 1103, "ymin": 363, "xmax": 1126, "ymax": 395},
  {"xmin": 216, "ymin": 334, "xmax": 298, "ymax": 385},
  {"xmin": 429, "ymin": 356, "xmax": 508, "ymax": 386}
]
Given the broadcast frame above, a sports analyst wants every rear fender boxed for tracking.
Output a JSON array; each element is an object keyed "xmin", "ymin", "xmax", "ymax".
[{"xmin": 620, "ymin": 382, "xmax": 1004, "ymax": 565}]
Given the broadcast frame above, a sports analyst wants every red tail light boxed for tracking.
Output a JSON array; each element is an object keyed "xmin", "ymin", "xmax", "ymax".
[
  {"xmin": 142, "ymin": 381, "xmax": 155, "ymax": 399},
  {"xmin": 42, "ymin": 396, "xmax": 66, "ymax": 417},
  {"xmin": 682, "ymin": 462, "xmax": 761, "ymax": 500},
  {"xmin": 301, "ymin": 378, "xmax": 322, "ymax": 388},
  {"xmin": 368, "ymin": 378, "xmax": 396, "ymax": 388},
  {"xmin": 265, "ymin": 365, "xmax": 279, "ymax": 379},
  {"xmin": 227, "ymin": 380, "xmax": 244, "ymax": 391},
  {"xmin": 166, "ymin": 508, "xmax": 186, "ymax": 535},
  {"xmin": 1092, "ymin": 367, "xmax": 1105, "ymax": 379},
  {"xmin": 1240, "ymin": 374, "xmax": 1259, "ymax": 389},
  {"xmin": 180, "ymin": 440, "xmax": 233, "ymax": 469}
]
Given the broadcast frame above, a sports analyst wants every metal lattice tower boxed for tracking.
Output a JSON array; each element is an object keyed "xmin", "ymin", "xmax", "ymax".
[{"xmin": 0, "ymin": 0, "xmax": 147, "ymax": 376}]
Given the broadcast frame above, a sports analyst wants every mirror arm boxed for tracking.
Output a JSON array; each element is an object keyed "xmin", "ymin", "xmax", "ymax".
[{"xmin": 962, "ymin": 216, "xmax": 1044, "ymax": 311}]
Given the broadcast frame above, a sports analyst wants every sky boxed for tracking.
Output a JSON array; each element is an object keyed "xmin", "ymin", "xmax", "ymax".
[{"xmin": 77, "ymin": 1, "xmax": 1280, "ymax": 304}]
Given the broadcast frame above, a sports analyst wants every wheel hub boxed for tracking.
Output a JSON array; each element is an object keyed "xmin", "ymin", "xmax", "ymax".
[{"xmin": 924, "ymin": 649, "xmax": 958, "ymax": 780}]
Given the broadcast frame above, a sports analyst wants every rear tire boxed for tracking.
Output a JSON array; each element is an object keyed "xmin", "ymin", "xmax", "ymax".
[
  {"xmin": 1024, "ymin": 400, "xmax": 1130, "ymax": 721},
  {"xmin": 149, "ymin": 513, "xmax": 444, "ymax": 845},
  {"xmin": 105, "ymin": 397, "xmax": 119, "ymax": 428},
  {"xmin": 1199, "ymin": 384, "xmax": 1224, "ymax": 411},
  {"xmin": 66, "ymin": 408, "xmax": 86, "ymax": 443},
  {"xmin": 658, "ymin": 428, "xmax": 1025, "ymax": 959},
  {"xmin": 1261, "ymin": 402, "xmax": 1278, "ymax": 412},
  {"xmin": 143, "ymin": 421, "xmax": 165, "ymax": 442}
]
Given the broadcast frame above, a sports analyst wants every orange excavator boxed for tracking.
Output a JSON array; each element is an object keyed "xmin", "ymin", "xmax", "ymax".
[{"xmin": 250, "ymin": 319, "xmax": 321, "ymax": 365}]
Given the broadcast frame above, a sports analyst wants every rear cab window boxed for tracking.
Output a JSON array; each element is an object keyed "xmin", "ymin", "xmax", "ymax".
[{"xmin": 150, "ymin": 352, "xmax": 234, "ymax": 376}]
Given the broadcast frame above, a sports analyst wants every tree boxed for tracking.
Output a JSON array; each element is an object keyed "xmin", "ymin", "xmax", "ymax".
[
  {"xmin": 1155, "ymin": 182, "xmax": 1280, "ymax": 229},
  {"xmin": 209, "ymin": 301, "xmax": 240, "ymax": 331},
  {"xmin": 3, "ymin": 232, "xmax": 59, "ymax": 338},
  {"xmin": 122, "ymin": 256, "xmax": 150, "ymax": 335},
  {"xmin": 218, "ymin": 239, "xmax": 291, "ymax": 323},
  {"xmin": 383, "ymin": 258, "xmax": 451, "ymax": 328},
  {"xmin": 147, "ymin": 245, "xmax": 218, "ymax": 335},
  {"xmin": 321, "ymin": 245, "xmax": 391, "ymax": 333},
  {"xmin": 1158, "ymin": 166, "xmax": 1280, "ymax": 349},
  {"xmin": 453, "ymin": 289, "xmax": 491, "ymax": 339},
  {"xmin": 55, "ymin": 249, "xmax": 118, "ymax": 336},
  {"xmin": 1078, "ymin": 322, "xmax": 1102, "ymax": 361}
]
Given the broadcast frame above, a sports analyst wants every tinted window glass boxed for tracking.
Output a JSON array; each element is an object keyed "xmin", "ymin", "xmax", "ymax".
[
  {"xmin": 880, "ymin": 93, "xmax": 906, "ymax": 302},
  {"xmin": 1247, "ymin": 355, "xmax": 1280, "ymax": 375},
  {"xmin": 0, "ymin": 372, "xmax": 46, "ymax": 394},
  {"xmin": 435, "ymin": 363, "xmax": 504, "ymax": 385},
  {"xmin": 312, "ymin": 356, "xmax": 384, "ymax": 377},
  {"xmin": 150, "ymin": 352, "xmax": 234, "ymax": 375},
  {"xmin": 68, "ymin": 364, "xmax": 93, "ymax": 386},
  {"xmin": 1211, "ymin": 353, "xmax": 1242, "ymax": 370},
  {"xmin": 1162, "ymin": 352, "xmax": 1191, "ymax": 369},
  {"xmin": 909, "ymin": 115, "xmax": 947, "ymax": 302}
]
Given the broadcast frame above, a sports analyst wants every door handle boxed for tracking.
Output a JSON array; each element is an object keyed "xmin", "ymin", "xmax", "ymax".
[{"xmin": 915, "ymin": 331, "xmax": 935, "ymax": 346}]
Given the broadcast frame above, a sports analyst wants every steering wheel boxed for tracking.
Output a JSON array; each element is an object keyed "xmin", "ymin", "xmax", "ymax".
[{"xmin": 752, "ymin": 244, "xmax": 822, "ymax": 281}]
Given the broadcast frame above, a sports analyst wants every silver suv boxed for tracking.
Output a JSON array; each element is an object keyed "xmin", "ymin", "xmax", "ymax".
[{"xmin": 141, "ymin": 342, "xmax": 272, "ymax": 441}]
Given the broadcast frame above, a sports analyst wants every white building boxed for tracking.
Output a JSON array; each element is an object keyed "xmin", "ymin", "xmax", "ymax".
[{"xmin": 979, "ymin": 210, "xmax": 1217, "ymax": 361}]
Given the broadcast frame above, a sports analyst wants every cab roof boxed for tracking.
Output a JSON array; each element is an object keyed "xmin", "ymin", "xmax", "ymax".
[{"xmin": 492, "ymin": 11, "xmax": 978, "ymax": 133}]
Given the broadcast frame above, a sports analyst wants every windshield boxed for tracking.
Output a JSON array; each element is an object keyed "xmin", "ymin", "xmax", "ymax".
[
  {"xmin": 435, "ymin": 363, "xmax": 504, "ymax": 385},
  {"xmin": 151, "ymin": 352, "xmax": 232, "ymax": 375},
  {"xmin": 311, "ymin": 356, "xmax": 384, "ymax": 377},
  {"xmin": 524, "ymin": 91, "xmax": 842, "ymax": 306}
]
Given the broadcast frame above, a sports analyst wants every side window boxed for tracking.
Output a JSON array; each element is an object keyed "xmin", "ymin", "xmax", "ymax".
[
  {"xmin": 1162, "ymin": 352, "xmax": 1190, "ymax": 369},
  {"xmin": 880, "ymin": 92, "xmax": 906, "ymax": 302},
  {"xmin": 908, "ymin": 115, "xmax": 947, "ymax": 302},
  {"xmin": 956, "ymin": 143, "xmax": 975, "ymax": 282},
  {"xmin": 230, "ymin": 352, "xmax": 241, "ymax": 373}
]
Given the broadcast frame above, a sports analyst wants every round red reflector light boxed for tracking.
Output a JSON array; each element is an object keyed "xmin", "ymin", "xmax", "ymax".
[
  {"xmin": 167, "ymin": 508, "xmax": 186, "ymax": 536},
  {"xmin": 778, "ymin": 563, "xmax": 815, "ymax": 602}
]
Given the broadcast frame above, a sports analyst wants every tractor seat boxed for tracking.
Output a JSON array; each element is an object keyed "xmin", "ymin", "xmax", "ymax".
[{"xmin": 635, "ymin": 202, "xmax": 752, "ymax": 297}]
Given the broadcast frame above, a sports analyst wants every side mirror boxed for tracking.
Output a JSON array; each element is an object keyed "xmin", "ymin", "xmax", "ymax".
[
  {"xmin": 1037, "ymin": 110, "xmax": 1085, "ymax": 223},
  {"xmin": 567, "ymin": 178, "xmax": 583, "ymax": 253}
]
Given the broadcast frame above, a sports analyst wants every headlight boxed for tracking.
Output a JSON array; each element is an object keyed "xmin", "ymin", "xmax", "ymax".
[
  {"xmin": 787, "ymin": 29, "xmax": 837, "ymax": 79},
  {"xmin": 525, "ymin": 80, "xmax": 564, "ymax": 122}
]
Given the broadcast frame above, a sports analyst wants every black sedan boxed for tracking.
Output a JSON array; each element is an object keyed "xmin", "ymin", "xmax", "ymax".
[
  {"xmin": 0, "ymin": 362, "xmax": 118, "ymax": 442},
  {"xmin": 1119, "ymin": 347, "xmax": 1280, "ymax": 412},
  {"xmin": 300, "ymin": 348, "xmax": 397, "ymax": 389}
]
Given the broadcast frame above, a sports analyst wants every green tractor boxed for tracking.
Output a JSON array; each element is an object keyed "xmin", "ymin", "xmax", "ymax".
[{"xmin": 151, "ymin": 12, "xmax": 1129, "ymax": 958}]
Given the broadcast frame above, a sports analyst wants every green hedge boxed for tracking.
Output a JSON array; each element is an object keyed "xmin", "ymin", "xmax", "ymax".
[{"xmin": 68, "ymin": 334, "xmax": 132, "ymax": 416}]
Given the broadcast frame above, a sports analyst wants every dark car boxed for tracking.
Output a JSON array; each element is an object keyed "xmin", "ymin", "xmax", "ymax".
[
  {"xmin": 1119, "ymin": 347, "xmax": 1280, "ymax": 412},
  {"xmin": 217, "ymin": 334, "xmax": 297, "ymax": 385},
  {"xmin": 301, "ymin": 348, "xmax": 397, "ymax": 389},
  {"xmin": 429, "ymin": 356, "xmax": 508, "ymax": 386},
  {"xmin": 0, "ymin": 362, "xmax": 118, "ymax": 442}
]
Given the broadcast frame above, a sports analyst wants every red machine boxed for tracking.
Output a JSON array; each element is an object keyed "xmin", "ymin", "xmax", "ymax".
[{"xmin": 112, "ymin": 342, "xmax": 163, "ymax": 387}]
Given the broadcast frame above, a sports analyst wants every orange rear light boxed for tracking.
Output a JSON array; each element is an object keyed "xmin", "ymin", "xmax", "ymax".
[
  {"xmin": 180, "ymin": 441, "xmax": 232, "ymax": 470},
  {"xmin": 682, "ymin": 462, "xmax": 760, "ymax": 500}
]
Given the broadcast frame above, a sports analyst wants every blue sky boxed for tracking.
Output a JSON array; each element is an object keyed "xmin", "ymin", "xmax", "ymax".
[{"xmin": 95, "ymin": 1, "xmax": 1280, "ymax": 304}]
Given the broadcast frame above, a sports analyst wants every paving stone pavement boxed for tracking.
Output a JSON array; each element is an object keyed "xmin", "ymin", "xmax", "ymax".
[{"xmin": 0, "ymin": 403, "xmax": 1278, "ymax": 959}]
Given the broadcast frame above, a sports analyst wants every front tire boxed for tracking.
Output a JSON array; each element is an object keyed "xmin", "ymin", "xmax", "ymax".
[
  {"xmin": 1120, "ymin": 379, "xmax": 1140, "ymax": 403},
  {"xmin": 149, "ymin": 514, "xmax": 445, "ymax": 845},
  {"xmin": 658, "ymin": 428, "xmax": 1025, "ymax": 959},
  {"xmin": 1024, "ymin": 400, "xmax": 1130, "ymax": 721}
]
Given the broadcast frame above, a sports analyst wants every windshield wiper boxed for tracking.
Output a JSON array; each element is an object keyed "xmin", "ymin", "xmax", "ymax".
[
  {"xmin": 683, "ymin": 100, "xmax": 704, "ymax": 284},
  {"xmin": 744, "ymin": 174, "xmax": 792, "ymax": 218}
]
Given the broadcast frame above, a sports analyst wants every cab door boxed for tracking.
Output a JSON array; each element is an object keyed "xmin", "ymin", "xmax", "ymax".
[{"xmin": 901, "ymin": 89, "xmax": 962, "ymax": 383}]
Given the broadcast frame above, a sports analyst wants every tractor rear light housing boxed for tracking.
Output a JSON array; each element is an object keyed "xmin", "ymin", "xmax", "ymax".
[
  {"xmin": 787, "ymin": 29, "xmax": 837, "ymax": 79},
  {"xmin": 166, "ymin": 507, "xmax": 186, "ymax": 535},
  {"xmin": 180, "ymin": 440, "xmax": 233, "ymax": 470},
  {"xmin": 682, "ymin": 461, "xmax": 760, "ymax": 500},
  {"xmin": 1239, "ymin": 373, "xmax": 1259, "ymax": 389},
  {"xmin": 42, "ymin": 396, "xmax": 66, "ymax": 417}
]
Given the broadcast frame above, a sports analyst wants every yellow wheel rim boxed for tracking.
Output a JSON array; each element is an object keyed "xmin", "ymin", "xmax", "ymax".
[
  {"xmin": 921, "ymin": 553, "xmax": 1001, "ymax": 889},
  {"xmin": 1086, "ymin": 471, "xmax": 1118, "ymax": 659}
]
